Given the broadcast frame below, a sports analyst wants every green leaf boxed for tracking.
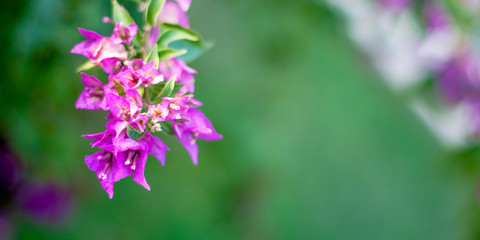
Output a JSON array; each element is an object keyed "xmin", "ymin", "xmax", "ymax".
[
  {"xmin": 153, "ymin": 76, "xmax": 176, "ymax": 103},
  {"xmin": 112, "ymin": 0, "xmax": 135, "ymax": 25},
  {"xmin": 157, "ymin": 48, "xmax": 187, "ymax": 62},
  {"xmin": 169, "ymin": 40, "xmax": 212, "ymax": 63},
  {"xmin": 146, "ymin": 0, "xmax": 166, "ymax": 26},
  {"xmin": 112, "ymin": 78, "xmax": 126, "ymax": 98},
  {"xmin": 127, "ymin": 124, "xmax": 146, "ymax": 140},
  {"xmin": 76, "ymin": 60, "xmax": 97, "ymax": 72},
  {"xmin": 111, "ymin": 0, "xmax": 142, "ymax": 46},
  {"xmin": 159, "ymin": 122, "xmax": 174, "ymax": 135},
  {"xmin": 145, "ymin": 44, "xmax": 160, "ymax": 68},
  {"xmin": 157, "ymin": 23, "xmax": 199, "ymax": 47}
]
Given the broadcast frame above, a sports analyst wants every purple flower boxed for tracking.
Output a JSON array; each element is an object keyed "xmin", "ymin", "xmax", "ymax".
[
  {"xmin": 111, "ymin": 22, "xmax": 138, "ymax": 45},
  {"xmin": 71, "ymin": 28, "xmax": 128, "ymax": 64},
  {"xmin": 76, "ymin": 73, "xmax": 108, "ymax": 110},
  {"xmin": 112, "ymin": 68, "xmax": 143, "ymax": 90},
  {"xmin": 85, "ymin": 132, "xmax": 169, "ymax": 197},
  {"xmin": 161, "ymin": 95, "xmax": 190, "ymax": 120},
  {"xmin": 16, "ymin": 182, "xmax": 72, "ymax": 224},
  {"xmin": 424, "ymin": 3, "xmax": 450, "ymax": 31},
  {"xmin": 173, "ymin": 109, "xmax": 222, "ymax": 164},
  {"xmin": 136, "ymin": 60, "xmax": 165, "ymax": 85},
  {"xmin": 148, "ymin": 104, "xmax": 169, "ymax": 123},
  {"xmin": 85, "ymin": 148, "xmax": 117, "ymax": 198},
  {"xmin": 158, "ymin": 58, "xmax": 196, "ymax": 94},
  {"xmin": 146, "ymin": 132, "xmax": 170, "ymax": 166},
  {"xmin": 101, "ymin": 58, "xmax": 123, "ymax": 75},
  {"xmin": 83, "ymin": 127, "xmax": 115, "ymax": 148},
  {"xmin": 438, "ymin": 52, "xmax": 480, "ymax": 103},
  {"xmin": 112, "ymin": 135, "xmax": 151, "ymax": 190},
  {"xmin": 157, "ymin": 1, "xmax": 190, "ymax": 28}
]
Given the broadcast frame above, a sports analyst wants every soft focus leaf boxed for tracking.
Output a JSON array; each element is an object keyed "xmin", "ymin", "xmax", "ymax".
[
  {"xmin": 127, "ymin": 124, "xmax": 146, "ymax": 140},
  {"xmin": 159, "ymin": 122, "xmax": 174, "ymax": 135},
  {"xmin": 157, "ymin": 23, "xmax": 199, "ymax": 47},
  {"xmin": 112, "ymin": 0, "xmax": 136, "ymax": 25},
  {"xmin": 169, "ymin": 40, "xmax": 212, "ymax": 63},
  {"xmin": 145, "ymin": 44, "xmax": 160, "ymax": 68},
  {"xmin": 76, "ymin": 60, "xmax": 97, "ymax": 72},
  {"xmin": 112, "ymin": 79, "xmax": 126, "ymax": 98},
  {"xmin": 157, "ymin": 48, "xmax": 187, "ymax": 62},
  {"xmin": 146, "ymin": 0, "xmax": 166, "ymax": 26},
  {"xmin": 154, "ymin": 76, "xmax": 175, "ymax": 103}
]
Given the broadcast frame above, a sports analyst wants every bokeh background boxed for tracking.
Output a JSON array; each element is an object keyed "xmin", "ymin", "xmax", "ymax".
[{"xmin": 2, "ymin": 0, "xmax": 480, "ymax": 239}]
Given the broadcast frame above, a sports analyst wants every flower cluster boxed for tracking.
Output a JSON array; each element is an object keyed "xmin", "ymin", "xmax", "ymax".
[{"xmin": 71, "ymin": 0, "xmax": 221, "ymax": 198}]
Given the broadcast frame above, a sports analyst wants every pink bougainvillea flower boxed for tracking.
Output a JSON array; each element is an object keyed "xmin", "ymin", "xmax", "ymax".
[
  {"xmin": 73, "ymin": 1, "xmax": 222, "ymax": 198},
  {"xmin": 157, "ymin": 1, "xmax": 190, "ymax": 28},
  {"xmin": 136, "ymin": 60, "xmax": 165, "ymax": 85},
  {"xmin": 173, "ymin": 109, "xmax": 222, "ymax": 164},
  {"xmin": 85, "ymin": 147, "xmax": 118, "ymax": 198},
  {"xmin": 112, "ymin": 134, "xmax": 151, "ymax": 190},
  {"xmin": 76, "ymin": 73, "xmax": 109, "ymax": 110},
  {"xmin": 71, "ymin": 28, "xmax": 128, "ymax": 64},
  {"xmin": 101, "ymin": 58, "xmax": 123, "ymax": 75},
  {"xmin": 159, "ymin": 57, "xmax": 196, "ymax": 94},
  {"xmin": 111, "ymin": 22, "xmax": 138, "ymax": 45}
]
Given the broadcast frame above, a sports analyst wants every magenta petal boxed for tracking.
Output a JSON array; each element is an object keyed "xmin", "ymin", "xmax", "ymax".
[
  {"xmin": 71, "ymin": 41, "xmax": 89, "ymax": 55},
  {"xmin": 148, "ymin": 26, "xmax": 160, "ymax": 49},
  {"xmin": 178, "ymin": 133, "xmax": 198, "ymax": 165},
  {"xmin": 113, "ymin": 135, "xmax": 143, "ymax": 152},
  {"xmin": 81, "ymin": 73, "xmax": 103, "ymax": 88},
  {"xmin": 175, "ymin": 0, "xmax": 191, "ymax": 12},
  {"xmin": 100, "ymin": 174, "xmax": 114, "ymax": 199},
  {"xmin": 78, "ymin": 28, "xmax": 103, "ymax": 40},
  {"xmin": 111, "ymin": 23, "xmax": 138, "ymax": 45},
  {"xmin": 85, "ymin": 151, "xmax": 107, "ymax": 172},
  {"xmin": 157, "ymin": 1, "xmax": 190, "ymax": 28},
  {"xmin": 76, "ymin": 90, "xmax": 103, "ymax": 110},
  {"xmin": 148, "ymin": 134, "xmax": 170, "ymax": 165},
  {"xmin": 107, "ymin": 94, "xmax": 130, "ymax": 118},
  {"xmin": 101, "ymin": 58, "xmax": 122, "ymax": 75},
  {"xmin": 132, "ymin": 150, "xmax": 150, "ymax": 190},
  {"xmin": 113, "ymin": 151, "xmax": 134, "ymax": 181},
  {"xmin": 83, "ymin": 131, "xmax": 112, "ymax": 148},
  {"xmin": 189, "ymin": 109, "xmax": 223, "ymax": 141}
]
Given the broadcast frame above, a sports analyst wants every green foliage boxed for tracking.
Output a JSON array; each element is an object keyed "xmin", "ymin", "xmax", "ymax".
[
  {"xmin": 76, "ymin": 60, "xmax": 97, "ymax": 72},
  {"xmin": 157, "ymin": 23, "xmax": 199, "ymax": 47},
  {"xmin": 159, "ymin": 121, "xmax": 174, "ymax": 135},
  {"xmin": 169, "ymin": 40, "xmax": 211, "ymax": 63},
  {"xmin": 157, "ymin": 48, "xmax": 187, "ymax": 62},
  {"xmin": 112, "ymin": 78, "xmax": 126, "ymax": 98},
  {"xmin": 145, "ymin": 44, "xmax": 160, "ymax": 68},
  {"xmin": 146, "ymin": 0, "xmax": 166, "ymax": 26},
  {"xmin": 153, "ymin": 76, "xmax": 175, "ymax": 103},
  {"xmin": 127, "ymin": 124, "xmax": 146, "ymax": 140}
]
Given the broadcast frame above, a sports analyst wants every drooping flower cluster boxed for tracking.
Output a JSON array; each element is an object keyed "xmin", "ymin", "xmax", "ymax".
[{"xmin": 71, "ymin": 0, "xmax": 221, "ymax": 198}]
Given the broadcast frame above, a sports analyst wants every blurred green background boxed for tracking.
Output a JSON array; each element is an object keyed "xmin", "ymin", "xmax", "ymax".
[{"xmin": 2, "ymin": 0, "xmax": 480, "ymax": 239}]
